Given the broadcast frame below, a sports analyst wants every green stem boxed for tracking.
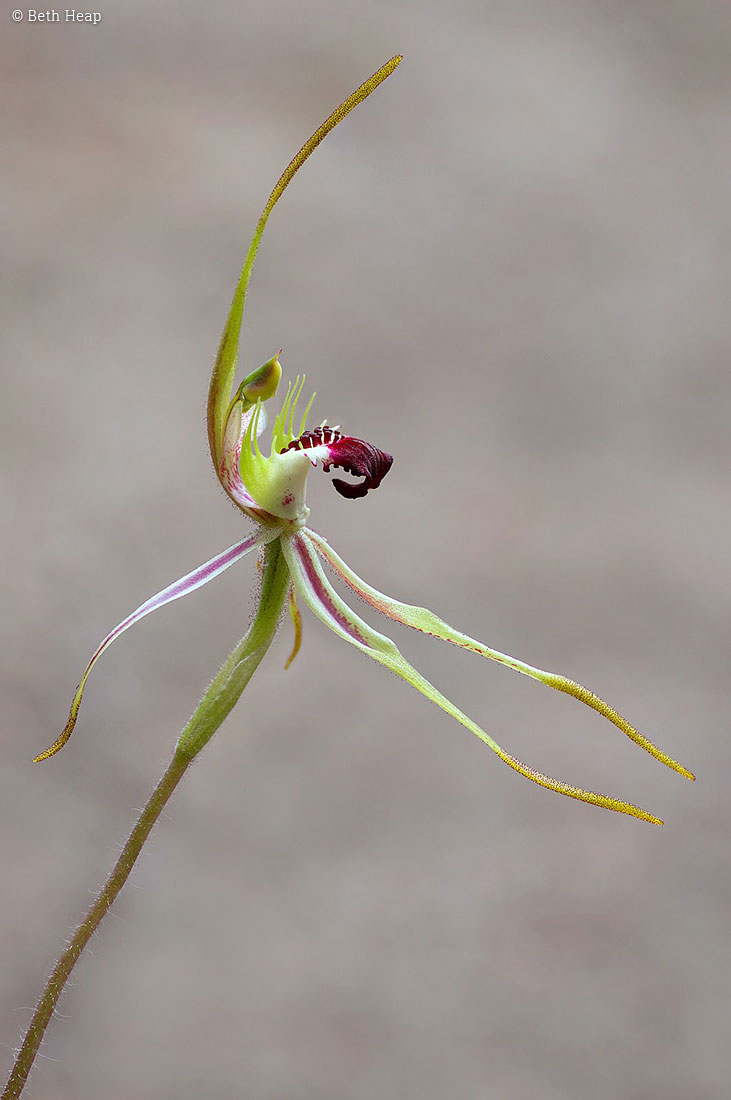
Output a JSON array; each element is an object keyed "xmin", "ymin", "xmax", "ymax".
[
  {"xmin": 3, "ymin": 540, "xmax": 290, "ymax": 1099},
  {"xmin": 176, "ymin": 538, "xmax": 290, "ymax": 758},
  {"xmin": 1, "ymin": 753, "xmax": 189, "ymax": 1100}
]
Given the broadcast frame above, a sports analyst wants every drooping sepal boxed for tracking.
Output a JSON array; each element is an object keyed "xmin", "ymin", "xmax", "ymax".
[
  {"xmin": 283, "ymin": 530, "xmax": 666, "ymax": 824},
  {"xmin": 35, "ymin": 524, "xmax": 282, "ymax": 761},
  {"xmin": 306, "ymin": 530, "xmax": 695, "ymax": 783}
]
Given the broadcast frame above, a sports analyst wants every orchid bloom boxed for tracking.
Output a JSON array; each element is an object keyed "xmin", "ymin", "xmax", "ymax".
[{"xmin": 36, "ymin": 56, "xmax": 694, "ymax": 825}]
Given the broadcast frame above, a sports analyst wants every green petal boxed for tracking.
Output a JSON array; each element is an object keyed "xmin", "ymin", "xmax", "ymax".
[
  {"xmin": 307, "ymin": 531, "xmax": 694, "ymax": 783},
  {"xmin": 284, "ymin": 531, "xmax": 664, "ymax": 824}
]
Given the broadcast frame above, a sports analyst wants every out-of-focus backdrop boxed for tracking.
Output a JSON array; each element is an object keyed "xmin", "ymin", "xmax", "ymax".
[{"xmin": 2, "ymin": 3, "xmax": 729, "ymax": 1097}]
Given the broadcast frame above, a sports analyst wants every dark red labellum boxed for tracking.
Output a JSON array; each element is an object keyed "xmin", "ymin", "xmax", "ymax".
[{"xmin": 282, "ymin": 427, "xmax": 393, "ymax": 499}]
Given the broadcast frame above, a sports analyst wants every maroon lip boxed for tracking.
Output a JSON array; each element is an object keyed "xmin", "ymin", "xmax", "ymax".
[{"xmin": 282, "ymin": 427, "xmax": 393, "ymax": 499}]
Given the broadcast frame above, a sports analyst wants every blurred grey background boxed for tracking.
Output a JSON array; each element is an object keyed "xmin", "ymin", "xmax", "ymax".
[{"xmin": 2, "ymin": 2, "xmax": 729, "ymax": 1097}]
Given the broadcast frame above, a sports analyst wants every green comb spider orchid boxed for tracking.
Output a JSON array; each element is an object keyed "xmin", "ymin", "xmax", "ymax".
[
  {"xmin": 10, "ymin": 58, "xmax": 700, "ymax": 1100},
  {"xmin": 35, "ymin": 54, "xmax": 693, "ymax": 826}
]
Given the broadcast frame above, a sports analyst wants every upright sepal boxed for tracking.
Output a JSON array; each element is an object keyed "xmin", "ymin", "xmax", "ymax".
[{"xmin": 207, "ymin": 55, "xmax": 402, "ymax": 473}]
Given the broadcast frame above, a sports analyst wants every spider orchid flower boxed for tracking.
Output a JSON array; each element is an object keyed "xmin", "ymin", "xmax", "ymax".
[{"xmin": 36, "ymin": 56, "xmax": 694, "ymax": 825}]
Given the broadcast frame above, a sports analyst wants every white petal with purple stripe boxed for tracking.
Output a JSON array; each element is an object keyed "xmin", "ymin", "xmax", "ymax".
[{"xmin": 35, "ymin": 523, "xmax": 282, "ymax": 761}]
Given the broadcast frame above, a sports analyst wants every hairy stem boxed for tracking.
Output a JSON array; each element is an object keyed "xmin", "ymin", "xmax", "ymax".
[
  {"xmin": 1, "ymin": 752, "xmax": 189, "ymax": 1100},
  {"xmin": 3, "ymin": 540, "xmax": 290, "ymax": 1098}
]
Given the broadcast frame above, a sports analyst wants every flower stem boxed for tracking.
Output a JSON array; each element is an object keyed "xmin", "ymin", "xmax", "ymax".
[
  {"xmin": 1, "ymin": 752, "xmax": 189, "ymax": 1100},
  {"xmin": 3, "ymin": 539, "xmax": 290, "ymax": 1098}
]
